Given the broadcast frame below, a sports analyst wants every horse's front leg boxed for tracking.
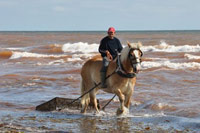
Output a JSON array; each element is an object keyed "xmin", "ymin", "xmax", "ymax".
[
  {"xmin": 115, "ymin": 89, "xmax": 125, "ymax": 115},
  {"xmin": 124, "ymin": 88, "xmax": 134, "ymax": 108}
]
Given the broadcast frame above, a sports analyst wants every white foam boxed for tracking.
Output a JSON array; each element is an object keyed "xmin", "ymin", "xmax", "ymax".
[
  {"xmin": 5, "ymin": 47, "xmax": 26, "ymax": 51},
  {"xmin": 67, "ymin": 57, "xmax": 82, "ymax": 62},
  {"xmin": 10, "ymin": 51, "xmax": 68, "ymax": 59},
  {"xmin": 62, "ymin": 42, "xmax": 99, "ymax": 53},
  {"xmin": 48, "ymin": 59, "xmax": 65, "ymax": 65},
  {"xmin": 142, "ymin": 61, "xmax": 162, "ymax": 68},
  {"xmin": 143, "ymin": 112, "xmax": 166, "ymax": 117},
  {"xmin": 72, "ymin": 53, "xmax": 94, "ymax": 59},
  {"xmin": 185, "ymin": 54, "xmax": 200, "ymax": 59},
  {"xmin": 142, "ymin": 41, "xmax": 200, "ymax": 52},
  {"xmin": 66, "ymin": 53, "xmax": 96, "ymax": 62},
  {"xmin": 9, "ymin": 51, "xmax": 92, "ymax": 63},
  {"xmin": 22, "ymin": 83, "xmax": 37, "ymax": 87},
  {"xmin": 142, "ymin": 61, "xmax": 200, "ymax": 69},
  {"xmin": 60, "ymin": 41, "xmax": 200, "ymax": 54}
]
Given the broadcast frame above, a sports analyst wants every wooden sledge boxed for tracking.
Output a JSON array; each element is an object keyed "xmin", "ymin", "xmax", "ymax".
[{"xmin": 36, "ymin": 97, "xmax": 100, "ymax": 111}]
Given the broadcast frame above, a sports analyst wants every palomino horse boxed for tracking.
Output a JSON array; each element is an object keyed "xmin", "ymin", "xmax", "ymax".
[{"xmin": 80, "ymin": 42, "xmax": 143, "ymax": 115}]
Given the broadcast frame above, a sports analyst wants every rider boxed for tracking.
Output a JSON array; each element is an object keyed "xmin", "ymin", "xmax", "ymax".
[{"xmin": 99, "ymin": 27, "xmax": 123, "ymax": 88}]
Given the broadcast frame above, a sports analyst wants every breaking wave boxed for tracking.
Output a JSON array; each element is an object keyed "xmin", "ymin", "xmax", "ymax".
[
  {"xmin": 10, "ymin": 51, "xmax": 69, "ymax": 59},
  {"xmin": 142, "ymin": 61, "xmax": 200, "ymax": 70},
  {"xmin": 142, "ymin": 41, "xmax": 200, "ymax": 52},
  {"xmin": 184, "ymin": 54, "xmax": 200, "ymax": 59},
  {"xmin": 61, "ymin": 41, "xmax": 200, "ymax": 53},
  {"xmin": 62, "ymin": 42, "xmax": 99, "ymax": 53},
  {"xmin": 2, "ymin": 42, "xmax": 200, "ymax": 70},
  {"xmin": 2, "ymin": 41, "xmax": 200, "ymax": 60}
]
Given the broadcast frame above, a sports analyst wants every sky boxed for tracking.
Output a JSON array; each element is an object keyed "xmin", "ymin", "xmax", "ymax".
[{"xmin": 0, "ymin": 0, "xmax": 199, "ymax": 31}]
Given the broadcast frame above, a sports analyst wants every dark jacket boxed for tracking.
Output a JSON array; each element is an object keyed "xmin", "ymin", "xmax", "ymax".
[{"xmin": 99, "ymin": 36, "xmax": 123, "ymax": 59}]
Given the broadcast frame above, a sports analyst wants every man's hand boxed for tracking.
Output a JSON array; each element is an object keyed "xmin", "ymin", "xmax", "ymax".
[{"xmin": 106, "ymin": 50, "xmax": 113, "ymax": 61}]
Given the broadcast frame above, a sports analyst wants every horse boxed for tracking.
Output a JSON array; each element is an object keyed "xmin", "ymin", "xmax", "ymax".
[{"xmin": 80, "ymin": 42, "xmax": 143, "ymax": 115}]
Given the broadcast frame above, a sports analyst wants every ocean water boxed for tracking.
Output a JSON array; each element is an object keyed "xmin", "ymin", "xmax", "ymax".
[{"xmin": 0, "ymin": 31, "xmax": 200, "ymax": 132}]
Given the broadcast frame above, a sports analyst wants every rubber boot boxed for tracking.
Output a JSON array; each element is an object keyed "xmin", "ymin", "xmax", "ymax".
[{"xmin": 100, "ymin": 72, "xmax": 107, "ymax": 88}]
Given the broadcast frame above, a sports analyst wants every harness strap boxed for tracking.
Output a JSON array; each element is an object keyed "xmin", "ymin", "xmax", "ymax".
[
  {"xmin": 116, "ymin": 70, "xmax": 136, "ymax": 78},
  {"xmin": 116, "ymin": 54, "xmax": 136, "ymax": 78}
]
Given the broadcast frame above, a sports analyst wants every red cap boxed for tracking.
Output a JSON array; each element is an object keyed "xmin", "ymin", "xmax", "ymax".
[{"xmin": 108, "ymin": 27, "xmax": 115, "ymax": 33}]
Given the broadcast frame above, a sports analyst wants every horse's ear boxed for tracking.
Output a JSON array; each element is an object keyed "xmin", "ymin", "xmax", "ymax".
[
  {"xmin": 137, "ymin": 41, "xmax": 143, "ymax": 48},
  {"xmin": 127, "ymin": 41, "xmax": 131, "ymax": 48}
]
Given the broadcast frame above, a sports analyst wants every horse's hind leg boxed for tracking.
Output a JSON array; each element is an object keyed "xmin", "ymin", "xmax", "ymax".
[
  {"xmin": 81, "ymin": 94, "xmax": 90, "ymax": 113},
  {"xmin": 81, "ymin": 103, "xmax": 88, "ymax": 113},
  {"xmin": 80, "ymin": 80, "xmax": 90, "ymax": 113},
  {"xmin": 115, "ymin": 89, "xmax": 125, "ymax": 114},
  {"xmin": 90, "ymin": 89, "xmax": 99, "ymax": 113}
]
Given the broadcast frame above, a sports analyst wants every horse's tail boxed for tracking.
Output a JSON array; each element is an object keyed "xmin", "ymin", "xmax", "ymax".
[{"xmin": 80, "ymin": 79, "xmax": 90, "ymax": 113}]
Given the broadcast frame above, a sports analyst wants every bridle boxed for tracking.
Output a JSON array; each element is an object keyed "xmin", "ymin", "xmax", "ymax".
[
  {"xmin": 116, "ymin": 48, "xmax": 143, "ymax": 78},
  {"xmin": 128, "ymin": 48, "xmax": 143, "ymax": 69}
]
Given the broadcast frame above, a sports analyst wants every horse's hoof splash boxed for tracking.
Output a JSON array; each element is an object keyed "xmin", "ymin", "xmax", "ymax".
[
  {"xmin": 80, "ymin": 110, "xmax": 86, "ymax": 114},
  {"xmin": 116, "ymin": 107, "xmax": 129, "ymax": 116},
  {"xmin": 116, "ymin": 108, "xmax": 124, "ymax": 116}
]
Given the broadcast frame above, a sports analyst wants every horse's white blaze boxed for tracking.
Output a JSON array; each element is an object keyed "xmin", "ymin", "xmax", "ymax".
[
  {"xmin": 135, "ymin": 63, "xmax": 141, "ymax": 72},
  {"xmin": 132, "ymin": 50, "xmax": 141, "ymax": 72},
  {"xmin": 133, "ymin": 50, "xmax": 140, "ymax": 63}
]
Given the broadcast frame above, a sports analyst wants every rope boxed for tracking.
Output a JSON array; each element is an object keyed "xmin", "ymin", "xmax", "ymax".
[{"xmin": 102, "ymin": 94, "xmax": 116, "ymax": 110}]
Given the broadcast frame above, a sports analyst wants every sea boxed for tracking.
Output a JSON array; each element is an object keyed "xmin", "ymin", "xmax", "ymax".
[{"xmin": 0, "ymin": 31, "xmax": 200, "ymax": 132}]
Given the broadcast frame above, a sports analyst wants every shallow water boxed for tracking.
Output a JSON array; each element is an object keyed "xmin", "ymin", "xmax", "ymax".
[{"xmin": 0, "ymin": 31, "xmax": 200, "ymax": 132}]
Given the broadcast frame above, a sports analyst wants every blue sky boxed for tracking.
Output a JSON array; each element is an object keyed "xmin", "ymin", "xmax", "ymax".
[{"xmin": 0, "ymin": 0, "xmax": 199, "ymax": 31}]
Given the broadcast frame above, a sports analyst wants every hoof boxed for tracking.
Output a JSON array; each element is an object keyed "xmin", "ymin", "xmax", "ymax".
[
  {"xmin": 94, "ymin": 110, "xmax": 100, "ymax": 114},
  {"xmin": 116, "ymin": 108, "xmax": 124, "ymax": 116},
  {"xmin": 80, "ymin": 110, "xmax": 86, "ymax": 114},
  {"xmin": 93, "ymin": 110, "xmax": 100, "ymax": 115}
]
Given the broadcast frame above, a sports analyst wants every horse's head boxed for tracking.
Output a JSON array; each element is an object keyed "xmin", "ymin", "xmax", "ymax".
[{"xmin": 126, "ymin": 41, "xmax": 143, "ymax": 73}]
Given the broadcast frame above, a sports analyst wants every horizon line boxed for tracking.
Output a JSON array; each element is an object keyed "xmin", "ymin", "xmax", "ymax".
[{"xmin": 0, "ymin": 29, "xmax": 200, "ymax": 32}]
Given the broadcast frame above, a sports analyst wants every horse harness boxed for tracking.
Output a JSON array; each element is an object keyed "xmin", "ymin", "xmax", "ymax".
[{"xmin": 115, "ymin": 48, "xmax": 143, "ymax": 78}]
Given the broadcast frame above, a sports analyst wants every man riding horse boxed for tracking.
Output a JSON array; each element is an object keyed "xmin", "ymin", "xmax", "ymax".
[
  {"xmin": 80, "ymin": 27, "xmax": 143, "ymax": 115},
  {"xmin": 99, "ymin": 27, "xmax": 123, "ymax": 88}
]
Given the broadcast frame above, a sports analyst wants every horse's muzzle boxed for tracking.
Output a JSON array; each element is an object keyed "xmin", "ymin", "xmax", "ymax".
[{"xmin": 133, "ymin": 63, "xmax": 141, "ymax": 73}]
